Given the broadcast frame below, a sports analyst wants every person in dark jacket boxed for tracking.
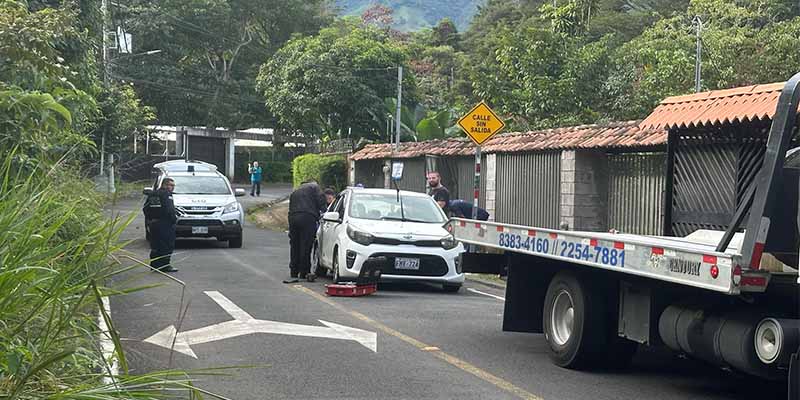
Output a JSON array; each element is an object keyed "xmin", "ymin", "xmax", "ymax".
[
  {"xmin": 447, "ymin": 199, "xmax": 490, "ymax": 221},
  {"xmin": 284, "ymin": 180, "xmax": 326, "ymax": 283},
  {"xmin": 145, "ymin": 178, "xmax": 179, "ymax": 272}
]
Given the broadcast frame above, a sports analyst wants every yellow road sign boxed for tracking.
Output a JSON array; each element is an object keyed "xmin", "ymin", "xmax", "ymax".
[{"xmin": 457, "ymin": 102, "xmax": 505, "ymax": 145}]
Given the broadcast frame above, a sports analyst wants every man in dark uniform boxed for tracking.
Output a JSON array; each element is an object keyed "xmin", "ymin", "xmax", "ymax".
[
  {"xmin": 145, "ymin": 178, "xmax": 178, "ymax": 272},
  {"xmin": 447, "ymin": 199, "xmax": 490, "ymax": 221},
  {"xmin": 284, "ymin": 180, "xmax": 326, "ymax": 283}
]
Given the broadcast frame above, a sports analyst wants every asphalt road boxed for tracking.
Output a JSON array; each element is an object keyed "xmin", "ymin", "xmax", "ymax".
[{"xmin": 107, "ymin": 192, "xmax": 786, "ymax": 400}]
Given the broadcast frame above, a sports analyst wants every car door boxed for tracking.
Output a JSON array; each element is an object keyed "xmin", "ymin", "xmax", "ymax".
[{"xmin": 320, "ymin": 193, "xmax": 345, "ymax": 266}]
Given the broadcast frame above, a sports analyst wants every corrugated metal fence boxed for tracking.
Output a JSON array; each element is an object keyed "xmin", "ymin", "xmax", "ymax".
[
  {"xmin": 440, "ymin": 156, "xmax": 487, "ymax": 206},
  {"xmin": 495, "ymin": 152, "xmax": 561, "ymax": 228},
  {"xmin": 607, "ymin": 153, "xmax": 666, "ymax": 235},
  {"xmin": 393, "ymin": 157, "xmax": 427, "ymax": 193},
  {"xmin": 354, "ymin": 159, "xmax": 385, "ymax": 189}
]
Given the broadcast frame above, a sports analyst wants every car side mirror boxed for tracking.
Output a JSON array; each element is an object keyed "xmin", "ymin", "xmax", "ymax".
[
  {"xmin": 143, "ymin": 187, "xmax": 154, "ymax": 196},
  {"xmin": 322, "ymin": 211, "xmax": 341, "ymax": 222},
  {"xmin": 235, "ymin": 188, "xmax": 246, "ymax": 197}
]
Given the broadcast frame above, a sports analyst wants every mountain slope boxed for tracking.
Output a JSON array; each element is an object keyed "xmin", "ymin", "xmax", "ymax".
[{"xmin": 336, "ymin": 0, "xmax": 484, "ymax": 31}]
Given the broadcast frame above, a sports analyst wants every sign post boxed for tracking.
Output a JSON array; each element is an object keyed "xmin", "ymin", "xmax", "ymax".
[{"xmin": 457, "ymin": 102, "xmax": 505, "ymax": 220}]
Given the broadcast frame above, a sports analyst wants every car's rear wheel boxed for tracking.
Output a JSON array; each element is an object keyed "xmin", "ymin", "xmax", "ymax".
[{"xmin": 228, "ymin": 235, "xmax": 243, "ymax": 248}]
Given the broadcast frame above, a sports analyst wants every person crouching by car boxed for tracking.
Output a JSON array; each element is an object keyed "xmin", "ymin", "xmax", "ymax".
[
  {"xmin": 144, "ymin": 178, "xmax": 179, "ymax": 272},
  {"xmin": 446, "ymin": 199, "xmax": 490, "ymax": 221},
  {"xmin": 284, "ymin": 180, "xmax": 326, "ymax": 284}
]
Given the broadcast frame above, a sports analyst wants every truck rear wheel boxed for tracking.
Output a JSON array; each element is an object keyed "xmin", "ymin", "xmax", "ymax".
[
  {"xmin": 543, "ymin": 272, "xmax": 637, "ymax": 370},
  {"xmin": 543, "ymin": 272, "xmax": 604, "ymax": 369}
]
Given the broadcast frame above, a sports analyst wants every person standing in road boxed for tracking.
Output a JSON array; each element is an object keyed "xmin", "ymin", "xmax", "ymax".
[
  {"xmin": 284, "ymin": 180, "xmax": 326, "ymax": 283},
  {"xmin": 426, "ymin": 171, "xmax": 450, "ymax": 209},
  {"xmin": 145, "ymin": 178, "xmax": 179, "ymax": 273},
  {"xmin": 248, "ymin": 161, "xmax": 263, "ymax": 196}
]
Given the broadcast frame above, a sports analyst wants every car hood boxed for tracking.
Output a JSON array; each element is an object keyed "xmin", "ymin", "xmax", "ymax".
[
  {"xmin": 349, "ymin": 218, "xmax": 448, "ymax": 239},
  {"xmin": 172, "ymin": 194, "xmax": 235, "ymax": 207}
]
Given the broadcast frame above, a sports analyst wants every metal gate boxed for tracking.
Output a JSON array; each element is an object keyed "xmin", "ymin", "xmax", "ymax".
[
  {"xmin": 669, "ymin": 131, "xmax": 766, "ymax": 236},
  {"xmin": 354, "ymin": 159, "xmax": 385, "ymax": 189},
  {"xmin": 607, "ymin": 153, "xmax": 666, "ymax": 235},
  {"xmin": 187, "ymin": 136, "xmax": 226, "ymax": 171},
  {"xmin": 495, "ymin": 152, "xmax": 560, "ymax": 228}
]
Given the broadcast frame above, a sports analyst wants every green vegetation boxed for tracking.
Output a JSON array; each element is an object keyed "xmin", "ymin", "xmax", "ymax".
[
  {"xmin": 291, "ymin": 154, "xmax": 347, "ymax": 190},
  {"xmin": 0, "ymin": 1, "xmax": 209, "ymax": 396},
  {"xmin": 257, "ymin": 18, "xmax": 413, "ymax": 141}
]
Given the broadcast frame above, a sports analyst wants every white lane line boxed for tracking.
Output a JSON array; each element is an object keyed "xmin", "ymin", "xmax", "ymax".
[
  {"xmin": 467, "ymin": 288, "xmax": 505, "ymax": 301},
  {"xmin": 99, "ymin": 296, "xmax": 119, "ymax": 385}
]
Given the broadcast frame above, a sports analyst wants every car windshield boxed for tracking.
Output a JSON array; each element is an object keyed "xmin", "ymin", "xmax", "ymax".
[
  {"xmin": 348, "ymin": 193, "xmax": 445, "ymax": 223},
  {"xmin": 170, "ymin": 176, "xmax": 230, "ymax": 195}
]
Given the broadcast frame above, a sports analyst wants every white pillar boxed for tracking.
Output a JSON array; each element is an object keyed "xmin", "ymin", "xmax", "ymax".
[
  {"xmin": 485, "ymin": 153, "xmax": 497, "ymax": 221},
  {"xmin": 226, "ymin": 137, "xmax": 235, "ymax": 180},
  {"xmin": 348, "ymin": 158, "xmax": 356, "ymax": 186}
]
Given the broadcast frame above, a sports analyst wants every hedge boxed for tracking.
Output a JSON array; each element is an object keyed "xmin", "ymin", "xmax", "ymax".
[
  {"xmin": 291, "ymin": 153, "xmax": 347, "ymax": 190},
  {"xmin": 235, "ymin": 159, "xmax": 292, "ymax": 183}
]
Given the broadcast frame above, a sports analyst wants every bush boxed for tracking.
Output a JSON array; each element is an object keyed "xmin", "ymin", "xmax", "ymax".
[{"xmin": 292, "ymin": 153, "xmax": 347, "ymax": 190}]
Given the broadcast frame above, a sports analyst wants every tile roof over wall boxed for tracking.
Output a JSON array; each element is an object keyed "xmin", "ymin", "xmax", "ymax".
[
  {"xmin": 640, "ymin": 82, "xmax": 791, "ymax": 130},
  {"xmin": 350, "ymin": 120, "xmax": 665, "ymax": 160}
]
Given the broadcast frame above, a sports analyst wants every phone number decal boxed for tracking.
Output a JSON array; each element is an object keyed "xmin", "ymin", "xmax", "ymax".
[{"xmin": 497, "ymin": 233, "xmax": 625, "ymax": 268}]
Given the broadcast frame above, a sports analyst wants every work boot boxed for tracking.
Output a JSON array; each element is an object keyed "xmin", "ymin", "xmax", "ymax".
[
  {"xmin": 160, "ymin": 267, "xmax": 179, "ymax": 273},
  {"xmin": 306, "ymin": 273, "xmax": 316, "ymax": 282}
]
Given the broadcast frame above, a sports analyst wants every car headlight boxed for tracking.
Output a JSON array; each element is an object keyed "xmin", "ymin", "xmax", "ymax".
[
  {"xmin": 347, "ymin": 225, "xmax": 373, "ymax": 246},
  {"xmin": 223, "ymin": 201, "xmax": 239, "ymax": 214},
  {"xmin": 440, "ymin": 235, "xmax": 458, "ymax": 250}
]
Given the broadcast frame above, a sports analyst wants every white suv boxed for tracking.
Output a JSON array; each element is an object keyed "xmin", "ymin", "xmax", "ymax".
[{"xmin": 144, "ymin": 160, "xmax": 245, "ymax": 248}]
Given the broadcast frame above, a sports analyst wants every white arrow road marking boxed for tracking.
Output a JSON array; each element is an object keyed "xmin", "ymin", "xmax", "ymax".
[{"xmin": 143, "ymin": 291, "xmax": 377, "ymax": 358}]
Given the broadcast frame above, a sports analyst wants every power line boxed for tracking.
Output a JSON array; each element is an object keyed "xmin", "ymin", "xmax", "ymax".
[{"xmin": 110, "ymin": 73, "xmax": 268, "ymax": 105}]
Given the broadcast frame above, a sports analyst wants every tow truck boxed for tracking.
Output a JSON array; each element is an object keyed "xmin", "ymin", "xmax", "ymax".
[{"xmin": 451, "ymin": 76, "xmax": 800, "ymax": 396}]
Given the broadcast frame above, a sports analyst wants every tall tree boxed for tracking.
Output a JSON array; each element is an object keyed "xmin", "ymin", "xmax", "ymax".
[
  {"xmin": 257, "ymin": 18, "xmax": 415, "ymax": 141},
  {"xmin": 602, "ymin": 0, "xmax": 800, "ymax": 120},
  {"xmin": 115, "ymin": 0, "xmax": 333, "ymax": 129}
]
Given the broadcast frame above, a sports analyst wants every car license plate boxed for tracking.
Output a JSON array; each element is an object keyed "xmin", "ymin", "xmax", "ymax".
[
  {"xmin": 192, "ymin": 226, "xmax": 208, "ymax": 234},
  {"xmin": 395, "ymin": 257, "xmax": 420, "ymax": 270}
]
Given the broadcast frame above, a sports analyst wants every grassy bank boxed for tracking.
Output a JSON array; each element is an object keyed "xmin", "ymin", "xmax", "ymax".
[{"xmin": 0, "ymin": 157, "xmax": 217, "ymax": 398}]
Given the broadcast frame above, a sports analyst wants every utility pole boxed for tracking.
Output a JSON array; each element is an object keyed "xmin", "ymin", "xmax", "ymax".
[
  {"xmin": 693, "ymin": 16, "xmax": 703, "ymax": 93},
  {"xmin": 100, "ymin": 0, "xmax": 109, "ymax": 176},
  {"xmin": 395, "ymin": 66, "xmax": 402, "ymax": 152}
]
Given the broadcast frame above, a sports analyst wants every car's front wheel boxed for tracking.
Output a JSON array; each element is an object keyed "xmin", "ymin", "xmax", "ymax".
[
  {"xmin": 442, "ymin": 284, "xmax": 462, "ymax": 293},
  {"xmin": 331, "ymin": 248, "xmax": 340, "ymax": 283},
  {"xmin": 228, "ymin": 235, "xmax": 243, "ymax": 248}
]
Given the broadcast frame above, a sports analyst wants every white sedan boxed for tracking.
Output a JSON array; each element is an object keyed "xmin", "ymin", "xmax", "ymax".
[{"xmin": 313, "ymin": 187, "xmax": 465, "ymax": 292}]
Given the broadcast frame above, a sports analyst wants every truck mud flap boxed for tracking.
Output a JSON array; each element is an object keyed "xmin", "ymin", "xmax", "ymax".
[
  {"xmin": 502, "ymin": 253, "xmax": 557, "ymax": 334},
  {"xmin": 461, "ymin": 252, "xmax": 506, "ymax": 274}
]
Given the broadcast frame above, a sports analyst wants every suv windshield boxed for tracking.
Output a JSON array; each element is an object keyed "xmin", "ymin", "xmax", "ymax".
[
  {"xmin": 170, "ymin": 176, "xmax": 231, "ymax": 195},
  {"xmin": 349, "ymin": 193, "xmax": 445, "ymax": 223}
]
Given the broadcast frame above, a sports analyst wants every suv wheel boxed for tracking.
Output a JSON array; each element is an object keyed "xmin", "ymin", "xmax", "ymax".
[{"xmin": 228, "ymin": 235, "xmax": 243, "ymax": 248}]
